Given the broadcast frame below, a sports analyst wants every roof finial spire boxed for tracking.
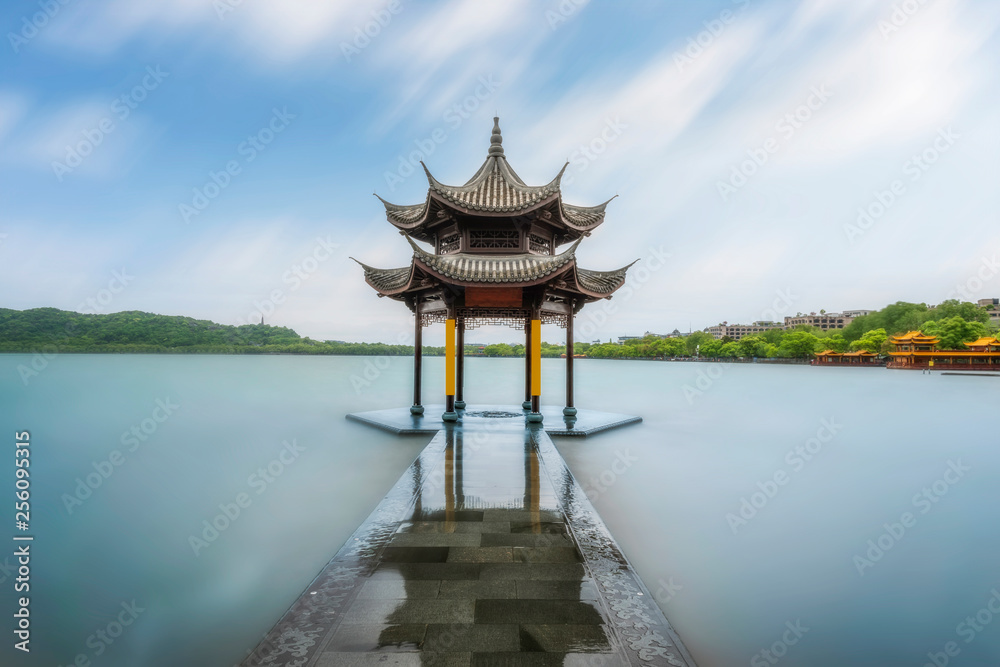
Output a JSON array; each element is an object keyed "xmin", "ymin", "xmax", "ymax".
[{"xmin": 488, "ymin": 116, "xmax": 504, "ymax": 157}]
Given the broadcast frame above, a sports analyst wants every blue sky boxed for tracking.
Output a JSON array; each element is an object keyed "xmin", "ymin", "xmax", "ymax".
[{"xmin": 1, "ymin": 0, "xmax": 998, "ymax": 344}]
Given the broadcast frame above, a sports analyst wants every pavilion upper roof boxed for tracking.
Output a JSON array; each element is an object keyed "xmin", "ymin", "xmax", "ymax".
[
  {"xmin": 964, "ymin": 336, "xmax": 999, "ymax": 347},
  {"xmin": 890, "ymin": 331, "xmax": 939, "ymax": 343},
  {"xmin": 375, "ymin": 118, "xmax": 611, "ymax": 242}
]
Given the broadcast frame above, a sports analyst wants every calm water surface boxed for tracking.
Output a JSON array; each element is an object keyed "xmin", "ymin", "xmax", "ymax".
[{"xmin": 0, "ymin": 354, "xmax": 997, "ymax": 666}]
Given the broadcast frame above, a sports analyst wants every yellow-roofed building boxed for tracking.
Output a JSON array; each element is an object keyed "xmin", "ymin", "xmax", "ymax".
[{"xmin": 888, "ymin": 332, "xmax": 1000, "ymax": 370}]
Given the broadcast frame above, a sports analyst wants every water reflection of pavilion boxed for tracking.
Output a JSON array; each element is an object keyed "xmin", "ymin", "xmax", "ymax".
[{"xmin": 370, "ymin": 426, "xmax": 612, "ymax": 660}]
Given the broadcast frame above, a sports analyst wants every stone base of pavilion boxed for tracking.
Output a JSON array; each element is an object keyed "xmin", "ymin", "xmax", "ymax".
[
  {"xmin": 347, "ymin": 404, "xmax": 642, "ymax": 437},
  {"xmin": 241, "ymin": 425, "xmax": 696, "ymax": 666}
]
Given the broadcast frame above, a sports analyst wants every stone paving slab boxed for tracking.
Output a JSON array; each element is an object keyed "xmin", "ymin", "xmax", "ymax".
[{"xmin": 240, "ymin": 424, "xmax": 695, "ymax": 667}]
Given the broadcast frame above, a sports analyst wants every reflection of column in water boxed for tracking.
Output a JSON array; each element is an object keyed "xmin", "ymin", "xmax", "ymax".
[
  {"xmin": 523, "ymin": 431, "xmax": 541, "ymax": 533},
  {"xmin": 444, "ymin": 429, "xmax": 455, "ymax": 531},
  {"xmin": 412, "ymin": 456, "xmax": 422, "ymax": 517},
  {"xmin": 455, "ymin": 431, "xmax": 464, "ymax": 508}
]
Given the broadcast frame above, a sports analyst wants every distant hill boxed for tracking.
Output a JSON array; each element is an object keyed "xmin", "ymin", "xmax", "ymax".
[{"xmin": 0, "ymin": 308, "xmax": 427, "ymax": 355}]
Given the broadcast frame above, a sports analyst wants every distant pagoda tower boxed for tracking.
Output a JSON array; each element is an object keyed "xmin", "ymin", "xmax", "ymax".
[{"xmin": 355, "ymin": 118, "xmax": 635, "ymax": 423}]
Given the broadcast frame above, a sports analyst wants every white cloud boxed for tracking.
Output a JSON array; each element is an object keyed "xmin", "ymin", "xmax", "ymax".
[
  {"xmin": 0, "ymin": 91, "xmax": 30, "ymax": 144},
  {"xmin": 2, "ymin": 98, "xmax": 158, "ymax": 181},
  {"xmin": 40, "ymin": 0, "xmax": 392, "ymax": 64}
]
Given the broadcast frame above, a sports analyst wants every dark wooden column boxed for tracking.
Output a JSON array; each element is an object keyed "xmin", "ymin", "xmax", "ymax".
[
  {"xmin": 523, "ymin": 318, "xmax": 532, "ymax": 410},
  {"xmin": 455, "ymin": 317, "xmax": 466, "ymax": 409},
  {"xmin": 411, "ymin": 300, "xmax": 423, "ymax": 415},
  {"xmin": 564, "ymin": 307, "xmax": 577, "ymax": 417}
]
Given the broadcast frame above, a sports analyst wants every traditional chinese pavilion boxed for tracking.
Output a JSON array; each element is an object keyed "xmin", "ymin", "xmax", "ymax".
[
  {"xmin": 354, "ymin": 118, "xmax": 634, "ymax": 422},
  {"xmin": 888, "ymin": 331, "xmax": 1000, "ymax": 369},
  {"xmin": 812, "ymin": 350, "xmax": 882, "ymax": 366}
]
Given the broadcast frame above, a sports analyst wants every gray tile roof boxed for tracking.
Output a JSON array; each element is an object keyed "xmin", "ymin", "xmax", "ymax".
[
  {"xmin": 424, "ymin": 157, "xmax": 562, "ymax": 213},
  {"xmin": 352, "ymin": 261, "xmax": 412, "ymax": 293},
  {"xmin": 408, "ymin": 236, "xmax": 578, "ymax": 284},
  {"xmin": 374, "ymin": 119, "xmax": 609, "ymax": 234},
  {"xmin": 562, "ymin": 199, "xmax": 613, "ymax": 229},
  {"xmin": 577, "ymin": 263, "xmax": 636, "ymax": 295},
  {"xmin": 355, "ymin": 238, "xmax": 634, "ymax": 299}
]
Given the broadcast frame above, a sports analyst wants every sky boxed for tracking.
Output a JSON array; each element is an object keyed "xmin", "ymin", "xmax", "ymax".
[{"xmin": 1, "ymin": 0, "xmax": 998, "ymax": 345}]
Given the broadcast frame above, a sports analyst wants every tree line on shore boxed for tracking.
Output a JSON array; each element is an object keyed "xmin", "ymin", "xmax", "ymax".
[
  {"xmin": 583, "ymin": 300, "xmax": 995, "ymax": 360},
  {"xmin": 0, "ymin": 300, "xmax": 994, "ymax": 358}
]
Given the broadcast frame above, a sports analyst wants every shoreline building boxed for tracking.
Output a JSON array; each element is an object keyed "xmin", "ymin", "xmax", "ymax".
[
  {"xmin": 978, "ymin": 298, "xmax": 1000, "ymax": 328},
  {"xmin": 783, "ymin": 312, "xmax": 854, "ymax": 331},
  {"xmin": 707, "ymin": 321, "xmax": 781, "ymax": 340},
  {"xmin": 354, "ymin": 118, "xmax": 635, "ymax": 422},
  {"xmin": 887, "ymin": 331, "xmax": 1000, "ymax": 370},
  {"xmin": 813, "ymin": 350, "xmax": 882, "ymax": 366}
]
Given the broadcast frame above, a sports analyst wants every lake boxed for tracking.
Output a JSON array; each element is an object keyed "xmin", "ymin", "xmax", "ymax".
[{"xmin": 0, "ymin": 354, "xmax": 997, "ymax": 666}]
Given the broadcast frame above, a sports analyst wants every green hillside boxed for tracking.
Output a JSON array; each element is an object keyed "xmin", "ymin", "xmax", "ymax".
[{"xmin": 0, "ymin": 308, "xmax": 426, "ymax": 355}]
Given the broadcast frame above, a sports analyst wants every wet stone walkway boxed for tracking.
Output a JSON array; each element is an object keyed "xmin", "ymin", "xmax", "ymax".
[{"xmin": 243, "ymin": 416, "xmax": 696, "ymax": 666}]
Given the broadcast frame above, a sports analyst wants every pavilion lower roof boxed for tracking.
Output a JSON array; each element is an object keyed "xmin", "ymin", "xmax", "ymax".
[{"xmin": 353, "ymin": 238, "xmax": 633, "ymax": 301}]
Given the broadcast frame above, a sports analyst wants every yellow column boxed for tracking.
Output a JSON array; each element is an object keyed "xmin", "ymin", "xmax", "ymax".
[
  {"xmin": 531, "ymin": 319, "xmax": 541, "ymax": 397},
  {"xmin": 445, "ymin": 318, "xmax": 456, "ymax": 396},
  {"xmin": 443, "ymin": 318, "xmax": 458, "ymax": 421}
]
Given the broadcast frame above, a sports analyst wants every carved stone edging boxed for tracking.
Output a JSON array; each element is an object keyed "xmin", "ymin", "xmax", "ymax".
[
  {"xmin": 530, "ymin": 430, "xmax": 698, "ymax": 667},
  {"xmin": 240, "ymin": 433, "xmax": 447, "ymax": 666}
]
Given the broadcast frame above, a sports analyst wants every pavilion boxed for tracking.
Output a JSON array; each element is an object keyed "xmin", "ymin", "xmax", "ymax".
[
  {"xmin": 354, "ymin": 118, "xmax": 634, "ymax": 422},
  {"xmin": 888, "ymin": 332, "xmax": 1000, "ymax": 369},
  {"xmin": 812, "ymin": 350, "xmax": 883, "ymax": 365}
]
